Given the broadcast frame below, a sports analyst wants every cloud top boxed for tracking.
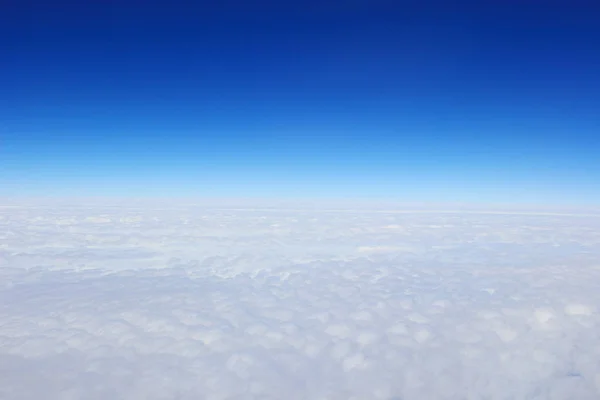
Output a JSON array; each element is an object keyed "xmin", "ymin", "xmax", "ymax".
[{"xmin": 1, "ymin": 203, "xmax": 600, "ymax": 399}]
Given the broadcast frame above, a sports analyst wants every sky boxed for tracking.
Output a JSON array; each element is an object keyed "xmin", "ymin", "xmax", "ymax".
[{"xmin": 2, "ymin": 1, "xmax": 599, "ymax": 203}]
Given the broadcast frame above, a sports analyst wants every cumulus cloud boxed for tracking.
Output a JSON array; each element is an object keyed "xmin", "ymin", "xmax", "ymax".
[{"xmin": 1, "ymin": 202, "xmax": 600, "ymax": 399}]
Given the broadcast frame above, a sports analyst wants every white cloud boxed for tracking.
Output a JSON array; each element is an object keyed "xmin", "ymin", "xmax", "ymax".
[{"xmin": 1, "ymin": 202, "xmax": 600, "ymax": 399}]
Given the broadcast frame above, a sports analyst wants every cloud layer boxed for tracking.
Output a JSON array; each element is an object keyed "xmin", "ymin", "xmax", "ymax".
[{"xmin": 1, "ymin": 203, "xmax": 600, "ymax": 399}]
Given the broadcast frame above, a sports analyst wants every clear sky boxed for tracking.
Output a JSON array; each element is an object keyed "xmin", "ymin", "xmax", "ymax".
[{"xmin": 2, "ymin": 1, "xmax": 599, "ymax": 204}]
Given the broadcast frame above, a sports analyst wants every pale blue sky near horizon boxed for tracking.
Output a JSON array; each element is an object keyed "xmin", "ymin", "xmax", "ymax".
[{"xmin": 2, "ymin": 2, "xmax": 599, "ymax": 204}]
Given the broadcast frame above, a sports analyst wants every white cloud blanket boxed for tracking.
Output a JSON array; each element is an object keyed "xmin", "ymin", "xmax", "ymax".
[{"xmin": 1, "ymin": 202, "xmax": 600, "ymax": 399}]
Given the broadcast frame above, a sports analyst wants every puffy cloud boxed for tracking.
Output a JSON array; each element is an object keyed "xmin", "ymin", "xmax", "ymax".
[{"xmin": 1, "ymin": 203, "xmax": 600, "ymax": 399}]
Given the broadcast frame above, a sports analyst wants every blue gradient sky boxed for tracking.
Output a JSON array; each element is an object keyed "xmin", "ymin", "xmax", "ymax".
[{"xmin": 2, "ymin": 2, "xmax": 599, "ymax": 203}]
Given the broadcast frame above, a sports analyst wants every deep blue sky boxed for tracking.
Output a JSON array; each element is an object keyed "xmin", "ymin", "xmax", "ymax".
[{"xmin": 2, "ymin": 1, "xmax": 599, "ymax": 203}]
